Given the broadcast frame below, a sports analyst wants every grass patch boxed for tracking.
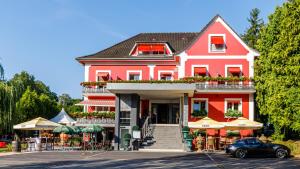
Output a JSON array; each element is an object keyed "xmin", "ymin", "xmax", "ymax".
[
  {"xmin": 0, "ymin": 147, "xmax": 9, "ymax": 152},
  {"xmin": 273, "ymin": 140, "xmax": 300, "ymax": 156}
]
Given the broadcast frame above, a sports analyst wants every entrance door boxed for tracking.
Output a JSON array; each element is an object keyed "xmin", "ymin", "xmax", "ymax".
[{"xmin": 151, "ymin": 103, "xmax": 179, "ymax": 124}]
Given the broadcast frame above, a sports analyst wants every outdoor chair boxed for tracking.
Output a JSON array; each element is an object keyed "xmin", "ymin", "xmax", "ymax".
[
  {"xmin": 219, "ymin": 137, "xmax": 226, "ymax": 150},
  {"xmin": 207, "ymin": 136, "xmax": 215, "ymax": 151}
]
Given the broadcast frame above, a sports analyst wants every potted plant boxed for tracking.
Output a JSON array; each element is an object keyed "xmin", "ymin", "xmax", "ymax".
[
  {"xmin": 185, "ymin": 134, "xmax": 194, "ymax": 152},
  {"xmin": 182, "ymin": 126, "xmax": 190, "ymax": 139},
  {"xmin": 123, "ymin": 133, "xmax": 131, "ymax": 151},
  {"xmin": 192, "ymin": 109, "xmax": 207, "ymax": 118},
  {"xmin": 225, "ymin": 109, "xmax": 242, "ymax": 118}
]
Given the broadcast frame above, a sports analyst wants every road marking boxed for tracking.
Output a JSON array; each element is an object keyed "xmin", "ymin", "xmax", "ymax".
[{"xmin": 205, "ymin": 153, "xmax": 225, "ymax": 169}]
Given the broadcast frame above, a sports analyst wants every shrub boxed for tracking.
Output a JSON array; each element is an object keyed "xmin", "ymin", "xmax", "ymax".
[
  {"xmin": 186, "ymin": 134, "xmax": 194, "ymax": 140},
  {"xmin": 191, "ymin": 109, "xmax": 207, "ymax": 118},
  {"xmin": 226, "ymin": 131, "xmax": 240, "ymax": 137},
  {"xmin": 225, "ymin": 109, "xmax": 242, "ymax": 118},
  {"xmin": 123, "ymin": 133, "xmax": 131, "ymax": 140},
  {"xmin": 273, "ymin": 140, "xmax": 300, "ymax": 156},
  {"xmin": 132, "ymin": 126, "xmax": 140, "ymax": 131}
]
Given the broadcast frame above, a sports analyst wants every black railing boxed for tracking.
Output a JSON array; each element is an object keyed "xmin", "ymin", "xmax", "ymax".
[
  {"xmin": 196, "ymin": 81, "xmax": 255, "ymax": 90},
  {"xmin": 82, "ymin": 87, "xmax": 110, "ymax": 94}
]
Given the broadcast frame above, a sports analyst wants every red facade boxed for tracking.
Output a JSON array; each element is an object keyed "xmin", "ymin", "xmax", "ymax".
[{"xmin": 77, "ymin": 15, "xmax": 258, "ymax": 134}]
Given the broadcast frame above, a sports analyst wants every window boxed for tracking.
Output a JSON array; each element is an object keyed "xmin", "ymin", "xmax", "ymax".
[
  {"xmin": 120, "ymin": 111, "xmax": 130, "ymax": 126},
  {"xmin": 227, "ymin": 67, "xmax": 241, "ymax": 77},
  {"xmin": 209, "ymin": 35, "xmax": 225, "ymax": 52},
  {"xmin": 130, "ymin": 43, "xmax": 172, "ymax": 56},
  {"xmin": 127, "ymin": 71, "xmax": 142, "ymax": 80},
  {"xmin": 129, "ymin": 73, "xmax": 140, "ymax": 80},
  {"xmin": 193, "ymin": 67, "xmax": 207, "ymax": 77},
  {"xmin": 97, "ymin": 72, "xmax": 110, "ymax": 81},
  {"xmin": 191, "ymin": 98, "xmax": 208, "ymax": 117},
  {"xmin": 160, "ymin": 72, "xmax": 173, "ymax": 80},
  {"xmin": 95, "ymin": 106, "xmax": 109, "ymax": 111},
  {"xmin": 225, "ymin": 99, "xmax": 242, "ymax": 118}
]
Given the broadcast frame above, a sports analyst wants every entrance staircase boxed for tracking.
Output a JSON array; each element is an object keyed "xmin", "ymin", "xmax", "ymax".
[{"xmin": 140, "ymin": 124, "xmax": 184, "ymax": 152}]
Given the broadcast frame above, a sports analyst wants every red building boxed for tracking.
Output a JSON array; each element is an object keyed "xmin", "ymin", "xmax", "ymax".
[{"xmin": 76, "ymin": 15, "xmax": 259, "ymax": 150}]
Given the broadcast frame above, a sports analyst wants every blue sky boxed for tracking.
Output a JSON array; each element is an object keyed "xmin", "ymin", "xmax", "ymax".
[{"xmin": 0, "ymin": 0, "xmax": 285, "ymax": 98}]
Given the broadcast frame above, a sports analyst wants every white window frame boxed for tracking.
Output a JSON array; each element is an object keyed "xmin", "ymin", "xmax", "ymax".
[
  {"xmin": 191, "ymin": 65, "xmax": 209, "ymax": 77},
  {"xmin": 224, "ymin": 98, "xmax": 242, "ymax": 118},
  {"xmin": 95, "ymin": 70, "xmax": 111, "ymax": 82},
  {"xmin": 208, "ymin": 34, "xmax": 226, "ymax": 53},
  {"xmin": 225, "ymin": 65, "xmax": 243, "ymax": 85},
  {"xmin": 126, "ymin": 70, "xmax": 142, "ymax": 80},
  {"xmin": 158, "ymin": 70, "xmax": 174, "ymax": 80},
  {"xmin": 191, "ymin": 98, "xmax": 209, "ymax": 117}
]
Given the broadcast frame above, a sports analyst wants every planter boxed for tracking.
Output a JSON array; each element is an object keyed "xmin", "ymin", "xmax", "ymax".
[
  {"xmin": 12, "ymin": 141, "xmax": 21, "ymax": 152},
  {"xmin": 182, "ymin": 131, "xmax": 189, "ymax": 139}
]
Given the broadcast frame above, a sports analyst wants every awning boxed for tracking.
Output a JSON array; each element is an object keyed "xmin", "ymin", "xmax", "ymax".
[
  {"xmin": 75, "ymin": 100, "xmax": 115, "ymax": 107},
  {"xmin": 194, "ymin": 67, "xmax": 207, "ymax": 75},
  {"xmin": 138, "ymin": 44, "xmax": 165, "ymax": 51},
  {"xmin": 228, "ymin": 67, "xmax": 241, "ymax": 73},
  {"xmin": 160, "ymin": 72, "xmax": 172, "ymax": 76},
  {"xmin": 211, "ymin": 36, "xmax": 224, "ymax": 45},
  {"xmin": 97, "ymin": 72, "xmax": 109, "ymax": 77}
]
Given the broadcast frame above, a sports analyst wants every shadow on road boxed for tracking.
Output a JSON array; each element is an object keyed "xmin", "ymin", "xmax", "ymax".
[{"xmin": 0, "ymin": 152, "xmax": 300, "ymax": 169}]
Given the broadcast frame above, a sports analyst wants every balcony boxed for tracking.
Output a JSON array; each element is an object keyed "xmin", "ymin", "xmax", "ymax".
[
  {"xmin": 195, "ymin": 81, "xmax": 255, "ymax": 93},
  {"xmin": 82, "ymin": 86, "xmax": 113, "ymax": 96}
]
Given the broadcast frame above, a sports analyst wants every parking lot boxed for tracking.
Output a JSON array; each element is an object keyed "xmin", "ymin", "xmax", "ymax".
[{"xmin": 0, "ymin": 151, "xmax": 300, "ymax": 169}]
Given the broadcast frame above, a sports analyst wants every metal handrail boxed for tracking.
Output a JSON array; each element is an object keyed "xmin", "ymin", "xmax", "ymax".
[
  {"xmin": 82, "ymin": 87, "xmax": 110, "ymax": 93},
  {"xmin": 196, "ymin": 81, "xmax": 255, "ymax": 90},
  {"xmin": 142, "ymin": 116, "xmax": 150, "ymax": 139}
]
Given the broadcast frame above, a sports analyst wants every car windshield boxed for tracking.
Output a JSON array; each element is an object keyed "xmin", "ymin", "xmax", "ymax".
[
  {"xmin": 234, "ymin": 140, "xmax": 245, "ymax": 144},
  {"xmin": 246, "ymin": 138, "xmax": 262, "ymax": 145}
]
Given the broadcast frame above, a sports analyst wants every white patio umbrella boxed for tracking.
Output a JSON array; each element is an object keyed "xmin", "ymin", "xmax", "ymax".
[
  {"xmin": 188, "ymin": 117, "xmax": 224, "ymax": 150},
  {"xmin": 50, "ymin": 108, "xmax": 76, "ymax": 125},
  {"xmin": 13, "ymin": 117, "xmax": 61, "ymax": 130}
]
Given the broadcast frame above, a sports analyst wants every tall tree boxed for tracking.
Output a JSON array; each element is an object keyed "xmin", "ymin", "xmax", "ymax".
[
  {"xmin": 255, "ymin": 0, "xmax": 300, "ymax": 140},
  {"xmin": 0, "ymin": 62, "xmax": 4, "ymax": 80},
  {"xmin": 241, "ymin": 8, "xmax": 264, "ymax": 49}
]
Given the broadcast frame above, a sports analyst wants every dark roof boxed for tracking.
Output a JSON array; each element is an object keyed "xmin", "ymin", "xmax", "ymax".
[
  {"xmin": 76, "ymin": 32, "xmax": 200, "ymax": 60},
  {"xmin": 76, "ymin": 14, "xmax": 257, "ymax": 61}
]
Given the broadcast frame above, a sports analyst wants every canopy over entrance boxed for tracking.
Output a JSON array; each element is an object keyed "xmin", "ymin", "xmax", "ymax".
[
  {"xmin": 13, "ymin": 117, "xmax": 61, "ymax": 130},
  {"xmin": 50, "ymin": 108, "xmax": 75, "ymax": 125}
]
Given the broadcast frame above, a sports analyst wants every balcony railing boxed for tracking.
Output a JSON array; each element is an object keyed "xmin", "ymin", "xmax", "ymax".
[
  {"xmin": 82, "ymin": 87, "xmax": 110, "ymax": 94},
  {"xmin": 196, "ymin": 81, "xmax": 255, "ymax": 90}
]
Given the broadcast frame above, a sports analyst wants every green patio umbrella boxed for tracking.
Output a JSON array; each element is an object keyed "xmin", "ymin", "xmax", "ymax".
[
  {"xmin": 53, "ymin": 125, "xmax": 74, "ymax": 134},
  {"xmin": 71, "ymin": 126, "xmax": 82, "ymax": 134},
  {"xmin": 82, "ymin": 124, "xmax": 103, "ymax": 133},
  {"xmin": 82, "ymin": 124, "xmax": 103, "ymax": 151}
]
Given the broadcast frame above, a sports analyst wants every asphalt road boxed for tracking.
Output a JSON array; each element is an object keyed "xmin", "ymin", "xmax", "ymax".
[{"xmin": 0, "ymin": 151, "xmax": 300, "ymax": 169}]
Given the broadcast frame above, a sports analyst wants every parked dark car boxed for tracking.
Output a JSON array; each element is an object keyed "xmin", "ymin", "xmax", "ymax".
[{"xmin": 226, "ymin": 138, "xmax": 290, "ymax": 159}]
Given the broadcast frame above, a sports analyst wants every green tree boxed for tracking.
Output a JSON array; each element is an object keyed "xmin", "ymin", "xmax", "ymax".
[
  {"xmin": 241, "ymin": 8, "xmax": 264, "ymax": 49},
  {"xmin": 39, "ymin": 93, "xmax": 59, "ymax": 119},
  {"xmin": 58, "ymin": 93, "xmax": 72, "ymax": 107},
  {"xmin": 16, "ymin": 87, "xmax": 40, "ymax": 122},
  {"xmin": 255, "ymin": 0, "xmax": 300, "ymax": 140},
  {"xmin": 0, "ymin": 62, "xmax": 4, "ymax": 80}
]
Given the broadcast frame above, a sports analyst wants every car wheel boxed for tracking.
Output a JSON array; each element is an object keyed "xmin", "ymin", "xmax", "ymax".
[
  {"xmin": 276, "ymin": 148, "xmax": 287, "ymax": 159},
  {"xmin": 235, "ymin": 149, "xmax": 247, "ymax": 159}
]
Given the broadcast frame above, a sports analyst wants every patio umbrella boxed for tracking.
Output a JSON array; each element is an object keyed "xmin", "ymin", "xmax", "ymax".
[
  {"xmin": 82, "ymin": 124, "xmax": 103, "ymax": 133},
  {"xmin": 71, "ymin": 126, "xmax": 82, "ymax": 134},
  {"xmin": 188, "ymin": 117, "xmax": 224, "ymax": 151},
  {"xmin": 223, "ymin": 117, "xmax": 263, "ymax": 130},
  {"xmin": 13, "ymin": 117, "xmax": 61, "ymax": 131},
  {"xmin": 82, "ymin": 124, "xmax": 103, "ymax": 150},
  {"xmin": 188, "ymin": 117, "xmax": 224, "ymax": 129},
  {"xmin": 53, "ymin": 125, "xmax": 74, "ymax": 134},
  {"xmin": 223, "ymin": 117, "xmax": 263, "ymax": 139}
]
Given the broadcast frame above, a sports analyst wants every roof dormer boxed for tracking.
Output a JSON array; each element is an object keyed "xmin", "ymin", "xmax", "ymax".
[{"xmin": 130, "ymin": 42, "xmax": 173, "ymax": 56}]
